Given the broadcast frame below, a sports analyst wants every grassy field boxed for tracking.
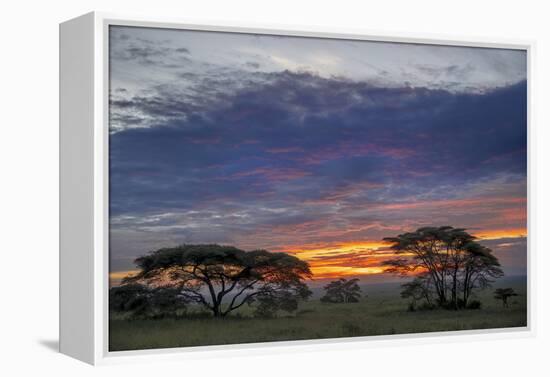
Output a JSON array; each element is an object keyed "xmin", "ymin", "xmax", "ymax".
[{"xmin": 109, "ymin": 276, "xmax": 527, "ymax": 351}]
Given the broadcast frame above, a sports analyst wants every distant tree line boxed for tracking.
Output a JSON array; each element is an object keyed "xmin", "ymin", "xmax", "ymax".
[
  {"xmin": 321, "ymin": 278, "xmax": 362, "ymax": 303},
  {"xmin": 382, "ymin": 226, "xmax": 504, "ymax": 310}
]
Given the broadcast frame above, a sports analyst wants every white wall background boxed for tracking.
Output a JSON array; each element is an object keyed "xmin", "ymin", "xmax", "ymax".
[{"xmin": 1, "ymin": 0, "xmax": 548, "ymax": 375}]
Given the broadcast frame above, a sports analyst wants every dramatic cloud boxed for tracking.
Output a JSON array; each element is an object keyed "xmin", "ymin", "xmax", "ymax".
[{"xmin": 108, "ymin": 26, "xmax": 527, "ymax": 279}]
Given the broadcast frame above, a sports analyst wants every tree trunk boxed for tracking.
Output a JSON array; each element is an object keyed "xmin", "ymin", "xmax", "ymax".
[
  {"xmin": 462, "ymin": 268, "xmax": 472, "ymax": 308},
  {"xmin": 212, "ymin": 304, "xmax": 221, "ymax": 317},
  {"xmin": 451, "ymin": 266, "xmax": 458, "ymax": 310},
  {"xmin": 432, "ymin": 272, "xmax": 446, "ymax": 306}
]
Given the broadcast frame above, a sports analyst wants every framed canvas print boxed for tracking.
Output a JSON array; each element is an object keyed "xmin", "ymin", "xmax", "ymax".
[{"xmin": 60, "ymin": 12, "xmax": 533, "ymax": 365}]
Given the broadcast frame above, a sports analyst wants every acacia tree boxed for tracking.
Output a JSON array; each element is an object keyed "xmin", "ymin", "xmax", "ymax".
[
  {"xmin": 123, "ymin": 244, "xmax": 312, "ymax": 317},
  {"xmin": 382, "ymin": 226, "xmax": 503, "ymax": 309},
  {"xmin": 494, "ymin": 288, "xmax": 518, "ymax": 307},
  {"xmin": 320, "ymin": 278, "xmax": 362, "ymax": 303}
]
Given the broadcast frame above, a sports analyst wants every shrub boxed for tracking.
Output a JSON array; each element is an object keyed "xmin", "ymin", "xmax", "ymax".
[
  {"xmin": 321, "ymin": 278, "xmax": 362, "ymax": 303},
  {"xmin": 341, "ymin": 322, "xmax": 362, "ymax": 336},
  {"xmin": 440, "ymin": 299, "xmax": 466, "ymax": 310},
  {"xmin": 466, "ymin": 300, "xmax": 482, "ymax": 310},
  {"xmin": 418, "ymin": 302, "xmax": 437, "ymax": 311}
]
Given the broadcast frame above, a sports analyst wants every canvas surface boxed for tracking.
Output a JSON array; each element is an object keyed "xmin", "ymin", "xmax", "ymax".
[{"xmin": 107, "ymin": 25, "xmax": 527, "ymax": 351}]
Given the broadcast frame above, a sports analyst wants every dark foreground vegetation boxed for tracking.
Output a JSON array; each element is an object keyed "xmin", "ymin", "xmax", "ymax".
[{"xmin": 109, "ymin": 276, "xmax": 527, "ymax": 351}]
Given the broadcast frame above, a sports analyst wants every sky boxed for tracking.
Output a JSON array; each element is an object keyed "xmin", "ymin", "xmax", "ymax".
[{"xmin": 108, "ymin": 25, "xmax": 527, "ymax": 283}]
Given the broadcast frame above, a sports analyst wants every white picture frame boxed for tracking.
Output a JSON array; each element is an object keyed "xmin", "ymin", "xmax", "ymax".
[{"xmin": 60, "ymin": 11, "xmax": 535, "ymax": 365}]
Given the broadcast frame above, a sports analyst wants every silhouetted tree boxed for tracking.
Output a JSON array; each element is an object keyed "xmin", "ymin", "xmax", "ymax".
[
  {"xmin": 320, "ymin": 278, "xmax": 362, "ymax": 303},
  {"xmin": 382, "ymin": 226, "xmax": 503, "ymax": 309},
  {"xmin": 122, "ymin": 244, "xmax": 312, "ymax": 317},
  {"xmin": 494, "ymin": 288, "xmax": 518, "ymax": 307}
]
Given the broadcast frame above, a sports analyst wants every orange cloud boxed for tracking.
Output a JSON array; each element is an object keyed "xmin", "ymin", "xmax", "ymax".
[
  {"xmin": 310, "ymin": 266, "xmax": 386, "ymax": 279},
  {"xmin": 281, "ymin": 240, "xmax": 389, "ymax": 258},
  {"xmin": 280, "ymin": 240, "xmax": 395, "ymax": 279},
  {"xmin": 474, "ymin": 228, "xmax": 527, "ymax": 240},
  {"xmin": 109, "ymin": 270, "xmax": 139, "ymax": 287}
]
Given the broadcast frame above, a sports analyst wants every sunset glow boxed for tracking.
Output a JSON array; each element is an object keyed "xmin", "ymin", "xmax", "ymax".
[{"xmin": 110, "ymin": 227, "xmax": 527, "ymax": 284}]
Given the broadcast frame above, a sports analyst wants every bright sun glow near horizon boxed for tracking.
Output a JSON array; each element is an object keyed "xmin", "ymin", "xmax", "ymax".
[{"xmin": 109, "ymin": 227, "xmax": 527, "ymax": 284}]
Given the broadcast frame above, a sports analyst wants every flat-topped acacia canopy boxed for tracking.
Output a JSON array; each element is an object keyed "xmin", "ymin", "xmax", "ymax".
[{"xmin": 124, "ymin": 244, "xmax": 312, "ymax": 317}]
